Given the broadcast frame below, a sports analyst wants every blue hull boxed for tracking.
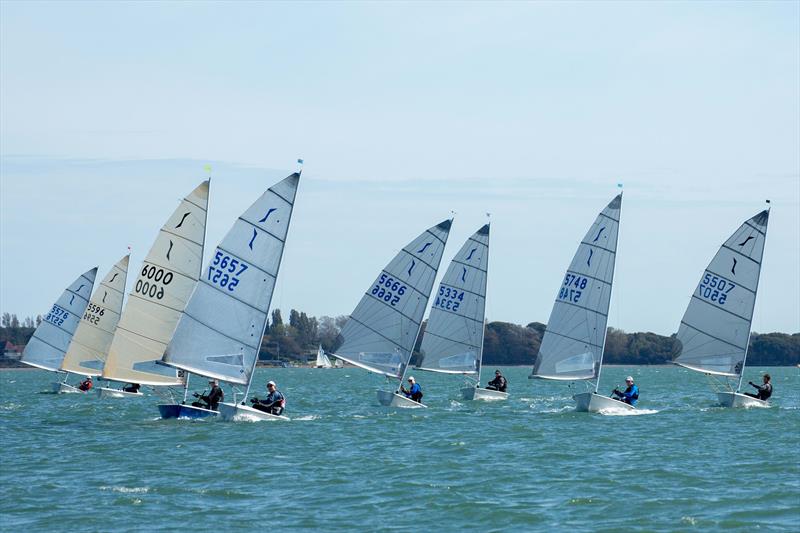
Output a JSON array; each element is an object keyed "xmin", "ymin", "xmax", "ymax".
[{"xmin": 158, "ymin": 404, "xmax": 218, "ymax": 419}]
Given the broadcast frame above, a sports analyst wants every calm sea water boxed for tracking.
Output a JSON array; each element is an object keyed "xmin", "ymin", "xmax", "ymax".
[{"xmin": 1, "ymin": 365, "xmax": 798, "ymax": 532}]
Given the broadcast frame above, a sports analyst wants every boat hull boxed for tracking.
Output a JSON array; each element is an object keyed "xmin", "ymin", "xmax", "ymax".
[
  {"xmin": 54, "ymin": 382, "xmax": 84, "ymax": 394},
  {"xmin": 460, "ymin": 386, "xmax": 508, "ymax": 401},
  {"xmin": 218, "ymin": 402, "xmax": 290, "ymax": 422},
  {"xmin": 573, "ymin": 392, "xmax": 635, "ymax": 413},
  {"xmin": 96, "ymin": 387, "xmax": 142, "ymax": 399},
  {"xmin": 717, "ymin": 392, "xmax": 769, "ymax": 408},
  {"xmin": 158, "ymin": 404, "xmax": 218, "ymax": 419},
  {"xmin": 376, "ymin": 389, "xmax": 427, "ymax": 408}
]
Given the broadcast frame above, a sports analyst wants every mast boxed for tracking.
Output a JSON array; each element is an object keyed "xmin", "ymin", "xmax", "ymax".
[
  {"xmin": 242, "ymin": 162, "xmax": 303, "ymax": 402},
  {"xmin": 736, "ymin": 202, "xmax": 771, "ymax": 392},
  {"xmin": 475, "ymin": 216, "xmax": 491, "ymax": 385},
  {"xmin": 594, "ymin": 189, "xmax": 622, "ymax": 393}
]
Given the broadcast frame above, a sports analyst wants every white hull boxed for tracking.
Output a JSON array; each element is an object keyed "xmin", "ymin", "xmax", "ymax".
[
  {"xmin": 96, "ymin": 387, "xmax": 143, "ymax": 399},
  {"xmin": 460, "ymin": 386, "xmax": 508, "ymax": 401},
  {"xmin": 573, "ymin": 392, "xmax": 635, "ymax": 413},
  {"xmin": 717, "ymin": 391, "xmax": 769, "ymax": 408},
  {"xmin": 376, "ymin": 389, "xmax": 427, "ymax": 408},
  {"xmin": 218, "ymin": 402, "xmax": 290, "ymax": 422},
  {"xmin": 54, "ymin": 382, "xmax": 84, "ymax": 394}
]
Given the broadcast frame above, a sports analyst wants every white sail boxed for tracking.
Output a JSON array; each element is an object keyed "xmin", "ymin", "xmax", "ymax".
[
  {"xmin": 673, "ymin": 209, "xmax": 769, "ymax": 376},
  {"xmin": 102, "ymin": 181, "xmax": 209, "ymax": 386},
  {"xmin": 417, "ymin": 224, "xmax": 489, "ymax": 374},
  {"xmin": 316, "ymin": 345, "xmax": 333, "ymax": 368},
  {"xmin": 21, "ymin": 268, "xmax": 97, "ymax": 372},
  {"xmin": 532, "ymin": 194, "xmax": 622, "ymax": 381},
  {"xmin": 332, "ymin": 220, "xmax": 452, "ymax": 379},
  {"xmin": 162, "ymin": 173, "xmax": 300, "ymax": 385},
  {"xmin": 60, "ymin": 255, "xmax": 130, "ymax": 376}
]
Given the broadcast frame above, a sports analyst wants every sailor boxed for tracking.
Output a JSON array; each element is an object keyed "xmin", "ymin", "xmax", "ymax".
[
  {"xmin": 122, "ymin": 383, "xmax": 140, "ymax": 394},
  {"xmin": 745, "ymin": 374, "xmax": 772, "ymax": 401},
  {"xmin": 400, "ymin": 376, "xmax": 423, "ymax": 403},
  {"xmin": 612, "ymin": 376, "xmax": 639, "ymax": 405},
  {"xmin": 192, "ymin": 379, "xmax": 224, "ymax": 410},
  {"xmin": 250, "ymin": 380, "xmax": 285, "ymax": 415},
  {"xmin": 486, "ymin": 369, "xmax": 507, "ymax": 392},
  {"xmin": 78, "ymin": 376, "xmax": 93, "ymax": 392}
]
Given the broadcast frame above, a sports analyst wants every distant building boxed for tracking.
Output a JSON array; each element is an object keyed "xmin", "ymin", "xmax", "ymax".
[{"xmin": 3, "ymin": 341, "xmax": 23, "ymax": 360}]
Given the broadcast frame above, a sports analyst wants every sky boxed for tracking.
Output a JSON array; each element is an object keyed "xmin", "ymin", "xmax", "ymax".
[{"xmin": 1, "ymin": 1, "xmax": 798, "ymax": 335}]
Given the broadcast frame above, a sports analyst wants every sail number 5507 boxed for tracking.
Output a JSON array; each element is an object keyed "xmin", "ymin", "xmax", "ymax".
[{"xmin": 698, "ymin": 273, "xmax": 735, "ymax": 305}]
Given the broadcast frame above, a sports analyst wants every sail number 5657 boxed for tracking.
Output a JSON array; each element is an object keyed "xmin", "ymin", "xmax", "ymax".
[{"xmin": 208, "ymin": 251, "xmax": 249, "ymax": 292}]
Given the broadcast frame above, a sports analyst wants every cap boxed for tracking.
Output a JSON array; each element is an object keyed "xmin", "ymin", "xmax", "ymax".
[
  {"xmin": 267, "ymin": 381, "xmax": 276, "ymax": 387},
  {"xmin": 625, "ymin": 376, "xmax": 634, "ymax": 382},
  {"xmin": 407, "ymin": 376, "xmax": 415, "ymax": 382},
  {"xmin": 495, "ymin": 369, "xmax": 501, "ymax": 374}
]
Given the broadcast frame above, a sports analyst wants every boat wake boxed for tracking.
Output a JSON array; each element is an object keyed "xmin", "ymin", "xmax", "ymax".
[{"xmin": 598, "ymin": 408, "xmax": 659, "ymax": 416}]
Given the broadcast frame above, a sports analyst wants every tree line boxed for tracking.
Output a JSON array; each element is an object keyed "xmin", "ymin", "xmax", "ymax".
[{"xmin": 1, "ymin": 311, "xmax": 798, "ymax": 366}]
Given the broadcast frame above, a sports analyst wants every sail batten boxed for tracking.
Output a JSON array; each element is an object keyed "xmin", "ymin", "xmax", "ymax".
[
  {"xmin": 335, "ymin": 220, "xmax": 453, "ymax": 378},
  {"xmin": 531, "ymin": 194, "xmax": 622, "ymax": 382},
  {"xmin": 21, "ymin": 268, "xmax": 98, "ymax": 372},
  {"xmin": 102, "ymin": 180, "xmax": 209, "ymax": 385},
  {"xmin": 416, "ymin": 225, "xmax": 489, "ymax": 375},
  {"xmin": 161, "ymin": 173, "xmax": 300, "ymax": 386},
  {"xmin": 673, "ymin": 209, "xmax": 769, "ymax": 378}
]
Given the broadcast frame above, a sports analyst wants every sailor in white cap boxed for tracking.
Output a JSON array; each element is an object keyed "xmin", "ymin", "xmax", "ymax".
[
  {"xmin": 399, "ymin": 375, "xmax": 423, "ymax": 403},
  {"xmin": 250, "ymin": 379, "xmax": 286, "ymax": 415},
  {"xmin": 612, "ymin": 376, "xmax": 639, "ymax": 406}
]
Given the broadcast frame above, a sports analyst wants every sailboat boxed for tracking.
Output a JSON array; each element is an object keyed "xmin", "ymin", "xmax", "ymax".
[
  {"xmin": 159, "ymin": 172, "xmax": 300, "ymax": 421},
  {"xmin": 21, "ymin": 268, "xmax": 97, "ymax": 390},
  {"xmin": 529, "ymin": 194, "xmax": 626, "ymax": 412},
  {"xmin": 99, "ymin": 181, "xmax": 209, "ymax": 395},
  {"xmin": 330, "ymin": 220, "xmax": 452, "ymax": 408},
  {"xmin": 315, "ymin": 345, "xmax": 334, "ymax": 368},
  {"xmin": 413, "ymin": 224, "xmax": 500, "ymax": 400},
  {"xmin": 672, "ymin": 208, "xmax": 770, "ymax": 408},
  {"xmin": 59, "ymin": 255, "xmax": 130, "ymax": 395}
]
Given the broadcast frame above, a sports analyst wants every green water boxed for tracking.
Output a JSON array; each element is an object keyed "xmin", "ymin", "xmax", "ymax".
[{"xmin": 1, "ymin": 365, "xmax": 798, "ymax": 532}]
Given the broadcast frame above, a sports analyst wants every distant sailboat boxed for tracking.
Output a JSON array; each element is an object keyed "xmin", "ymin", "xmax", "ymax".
[
  {"xmin": 529, "ymin": 194, "xmax": 627, "ymax": 412},
  {"xmin": 21, "ymin": 268, "xmax": 97, "ymax": 391},
  {"xmin": 330, "ymin": 220, "xmax": 452, "ymax": 408},
  {"xmin": 159, "ymin": 172, "xmax": 300, "ymax": 421},
  {"xmin": 673, "ymin": 208, "xmax": 770, "ymax": 408},
  {"xmin": 414, "ymin": 224, "xmax": 501, "ymax": 400},
  {"xmin": 100, "ymin": 181, "xmax": 209, "ymax": 394},
  {"xmin": 59, "ymin": 255, "xmax": 130, "ymax": 395},
  {"xmin": 315, "ymin": 345, "xmax": 334, "ymax": 368}
]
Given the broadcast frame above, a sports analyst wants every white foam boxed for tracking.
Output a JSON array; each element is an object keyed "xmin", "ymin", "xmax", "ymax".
[
  {"xmin": 599, "ymin": 408, "xmax": 659, "ymax": 416},
  {"xmin": 294, "ymin": 415, "xmax": 319, "ymax": 421},
  {"xmin": 101, "ymin": 486, "xmax": 150, "ymax": 494}
]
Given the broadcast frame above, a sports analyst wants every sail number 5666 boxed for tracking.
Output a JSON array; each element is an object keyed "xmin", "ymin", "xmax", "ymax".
[{"xmin": 372, "ymin": 273, "xmax": 407, "ymax": 306}]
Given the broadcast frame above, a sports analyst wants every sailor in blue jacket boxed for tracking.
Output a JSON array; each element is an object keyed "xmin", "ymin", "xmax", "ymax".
[
  {"xmin": 400, "ymin": 376, "xmax": 423, "ymax": 403},
  {"xmin": 250, "ymin": 380, "xmax": 285, "ymax": 415},
  {"xmin": 612, "ymin": 376, "xmax": 639, "ymax": 406}
]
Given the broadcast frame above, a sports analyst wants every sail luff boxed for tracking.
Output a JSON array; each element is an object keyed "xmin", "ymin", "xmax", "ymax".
[
  {"xmin": 21, "ymin": 268, "xmax": 97, "ymax": 372},
  {"xmin": 593, "ymin": 194, "xmax": 622, "ymax": 392}
]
